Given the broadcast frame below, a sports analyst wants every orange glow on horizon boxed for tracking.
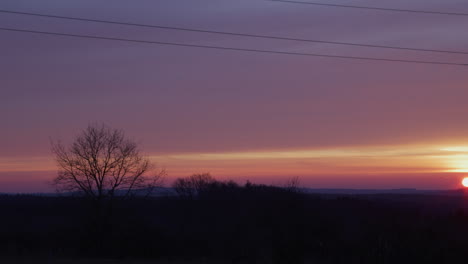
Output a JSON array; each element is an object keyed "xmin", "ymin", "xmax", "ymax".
[
  {"xmin": 3, "ymin": 144, "xmax": 468, "ymax": 175},
  {"xmin": 149, "ymin": 144, "xmax": 464, "ymax": 177},
  {"xmin": 3, "ymin": 144, "xmax": 468, "ymax": 190}
]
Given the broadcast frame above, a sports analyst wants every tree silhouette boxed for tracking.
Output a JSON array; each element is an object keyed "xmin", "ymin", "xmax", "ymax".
[
  {"xmin": 284, "ymin": 176, "xmax": 301, "ymax": 193},
  {"xmin": 172, "ymin": 173, "xmax": 215, "ymax": 198},
  {"xmin": 51, "ymin": 124, "xmax": 164, "ymax": 200}
]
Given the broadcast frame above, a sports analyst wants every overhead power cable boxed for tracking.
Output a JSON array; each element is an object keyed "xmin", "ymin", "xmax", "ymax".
[
  {"xmin": 0, "ymin": 27, "xmax": 466, "ymax": 67},
  {"xmin": 270, "ymin": 0, "xmax": 468, "ymax": 17},
  {"xmin": 1, "ymin": 9, "xmax": 467, "ymax": 55}
]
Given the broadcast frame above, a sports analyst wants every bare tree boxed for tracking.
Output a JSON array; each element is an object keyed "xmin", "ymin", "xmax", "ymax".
[
  {"xmin": 51, "ymin": 124, "xmax": 164, "ymax": 200},
  {"xmin": 284, "ymin": 176, "xmax": 301, "ymax": 193},
  {"xmin": 172, "ymin": 173, "xmax": 215, "ymax": 198}
]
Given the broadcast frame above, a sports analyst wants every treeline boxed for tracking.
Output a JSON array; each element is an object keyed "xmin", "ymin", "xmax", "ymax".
[{"xmin": 2, "ymin": 176, "xmax": 468, "ymax": 263}]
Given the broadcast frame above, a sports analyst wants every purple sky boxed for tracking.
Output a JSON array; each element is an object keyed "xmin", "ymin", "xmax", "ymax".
[{"xmin": 2, "ymin": 0, "xmax": 468, "ymax": 192}]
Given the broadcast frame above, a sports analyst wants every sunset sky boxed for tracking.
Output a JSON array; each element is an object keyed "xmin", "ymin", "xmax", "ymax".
[{"xmin": 2, "ymin": 0, "xmax": 468, "ymax": 192}]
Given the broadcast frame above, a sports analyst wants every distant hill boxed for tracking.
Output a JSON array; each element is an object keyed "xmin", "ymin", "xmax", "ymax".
[
  {"xmin": 0, "ymin": 187, "xmax": 177, "ymax": 197},
  {"xmin": 2, "ymin": 187, "xmax": 466, "ymax": 197},
  {"xmin": 302, "ymin": 188, "xmax": 468, "ymax": 196}
]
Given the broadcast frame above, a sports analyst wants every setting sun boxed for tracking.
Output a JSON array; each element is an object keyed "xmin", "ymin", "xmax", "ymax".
[{"xmin": 462, "ymin": 178, "xmax": 468, "ymax": 187}]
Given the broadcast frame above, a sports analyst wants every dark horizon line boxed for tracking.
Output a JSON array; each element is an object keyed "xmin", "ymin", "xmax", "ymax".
[{"xmin": 1, "ymin": 187, "xmax": 466, "ymax": 195}]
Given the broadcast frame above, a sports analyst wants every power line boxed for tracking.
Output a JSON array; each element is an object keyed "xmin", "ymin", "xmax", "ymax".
[
  {"xmin": 1, "ymin": 9, "xmax": 468, "ymax": 55},
  {"xmin": 0, "ymin": 27, "xmax": 466, "ymax": 67},
  {"xmin": 270, "ymin": 0, "xmax": 468, "ymax": 17}
]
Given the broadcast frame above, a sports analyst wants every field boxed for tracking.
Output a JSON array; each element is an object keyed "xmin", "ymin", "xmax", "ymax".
[{"xmin": 2, "ymin": 186, "xmax": 468, "ymax": 263}]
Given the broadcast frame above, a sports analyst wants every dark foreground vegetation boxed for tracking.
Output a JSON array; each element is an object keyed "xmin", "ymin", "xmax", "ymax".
[{"xmin": 2, "ymin": 181, "xmax": 468, "ymax": 263}]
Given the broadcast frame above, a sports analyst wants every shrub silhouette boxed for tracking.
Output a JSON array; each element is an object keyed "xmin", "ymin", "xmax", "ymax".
[{"xmin": 172, "ymin": 173, "xmax": 216, "ymax": 199}]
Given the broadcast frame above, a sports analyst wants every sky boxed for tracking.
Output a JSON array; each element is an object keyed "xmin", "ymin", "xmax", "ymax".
[{"xmin": 2, "ymin": 0, "xmax": 468, "ymax": 192}]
